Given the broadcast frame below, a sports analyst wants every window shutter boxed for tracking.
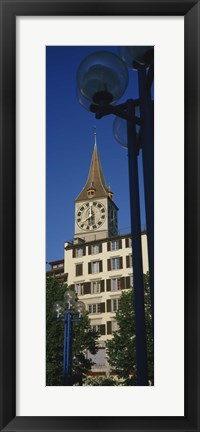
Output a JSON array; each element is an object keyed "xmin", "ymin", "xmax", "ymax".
[
  {"xmin": 119, "ymin": 239, "xmax": 122, "ymax": 249},
  {"xmin": 99, "ymin": 243, "xmax": 102, "ymax": 253},
  {"xmin": 107, "ymin": 321, "xmax": 112, "ymax": 335},
  {"xmin": 107, "ymin": 299, "xmax": 111, "ymax": 312},
  {"xmin": 84, "ymin": 282, "xmax": 91, "ymax": 295},
  {"xmin": 83, "ymin": 246, "xmax": 86, "ymax": 256},
  {"xmin": 99, "ymin": 260, "xmax": 103, "ymax": 272},
  {"xmin": 73, "ymin": 249, "xmax": 76, "ymax": 258},
  {"xmin": 76, "ymin": 264, "xmax": 82, "ymax": 276},
  {"xmin": 88, "ymin": 262, "xmax": 91, "ymax": 274},
  {"xmin": 125, "ymin": 238, "xmax": 129, "ymax": 248},
  {"xmin": 107, "ymin": 242, "xmax": 110, "ymax": 251},
  {"xmin": 121, "ymin": 277, "xmax": 125, "ymax": 290},
  {"xmin": 100, "ymin": 280, "xmax": 104, "ymax": 292},
  {"xmin": 107, "ymin": 259, "xmax": 111, "ymax": 271},
  {"xmin": 120, "ymin": 257, "xmax": 123, "ymax": 269},
  {"xmin": 100, "ymin": 303, "xmax": 105, "ymax": 313},
  {"xmin": 126, "ymin": 276, "xmax": 131, "ymax": 289},
  {"xmin": 88, "ymin": 245, "xmax": 91, "ymax": 255},
  {"xmin": 106, "ymin": 279, "xmax": 111, "ymax": 291},
  {"xmin": 100, "ymin": 325, "xmax": 105, "ymax": 335},
  {"xmin": 126, "ymin": 256, "xmax": 130, "ymax": 268}
]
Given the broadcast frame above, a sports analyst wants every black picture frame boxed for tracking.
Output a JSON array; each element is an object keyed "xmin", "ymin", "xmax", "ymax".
[{"xmin": 0, "ymin": 1, "xmax": 199, "ymax": 431}]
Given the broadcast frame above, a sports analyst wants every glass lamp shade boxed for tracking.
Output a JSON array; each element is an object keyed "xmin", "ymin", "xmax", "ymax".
[
  {"xmin": 75, "ymin": 301, "xmax": 86, "ymax": 316},
  {"xmin": 113, "ymin": 116, "xmax": 127, "ymax": 148},
  {"xmin": 77, "ymin": 51, "xmax": 129, "ymax": 106},
  {"xmin": 53, "ymin": 301, "xmax": 64, "ymax": 318},
  {"xmin": 113, "ymin": 107, "xmax": 140, "ymax": 148},
  {"xmin": 118, "ymin": 46, "xmax": 153, "ymax": 70},
  {"xmin": 76, "ymin": 87, "xmax": 91, "ymax": 111},
  {"xmin": 64, "ymin": 289, "xmax": 76, "ymax": 307}
]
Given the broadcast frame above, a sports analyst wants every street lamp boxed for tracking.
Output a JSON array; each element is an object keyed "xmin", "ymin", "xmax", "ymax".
[
  {"xmin": 119, "ymin": 47, "xmax": 154, "ymax": 329},
  {"xmin": 53, "ymin": 289, "xmax": 86, "ymax": 385},
  {"xmin": 77, "ymin": 47, "xmax": 154, "ymax": 386}
]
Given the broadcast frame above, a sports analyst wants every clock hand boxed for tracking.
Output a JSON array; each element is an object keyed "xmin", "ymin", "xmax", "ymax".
[{"xmin": 82, "ymin": 213, "xmax": 93, "ymax": 223}]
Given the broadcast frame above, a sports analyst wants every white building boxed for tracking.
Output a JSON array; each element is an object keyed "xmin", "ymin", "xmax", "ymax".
[{"xmin": 64, "ymin": 133, "xmax": 148, "ymax": 375}]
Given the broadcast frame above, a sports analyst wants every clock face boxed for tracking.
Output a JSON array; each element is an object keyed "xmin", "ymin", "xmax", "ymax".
[{"xmin": 76, "ymin": 201, "xmax": 106, "ymax": 231}]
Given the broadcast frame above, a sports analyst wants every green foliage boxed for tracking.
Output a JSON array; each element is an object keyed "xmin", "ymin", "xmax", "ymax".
[
  {"xmin": 46, "ymin": 277, "xmax": 100, "ymax": 385},
  {"xmin": 106, "ymin": 272, "xmax": 154, "ymax": 385},
  {"xmin": 84, "ymin": 376, "xmax": 122, "ymax": 386}
]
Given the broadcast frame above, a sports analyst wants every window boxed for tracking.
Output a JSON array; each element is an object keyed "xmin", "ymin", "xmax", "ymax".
[
  {"xmin": 112, "ymin": 320, "xmax": 119, "ymax": 332},
  {"xmin": 91, "ymin": 280, "xmax": 101, "ymax": 294},
  {"xmin": 91, "ymin": 325, "xmax": 101, "ymax": 333},
  {"xmin": 111, "ymin": 240, "xmax": 119, "ymax": 251},
  {"xmin": 125, "ymin": 238, "xmax": 132, "ymax": 248},
  {"xmin": 112, "ymin": 298, "xmax": 120, "ymax": 312},
  {"xmin": 88, "ymin": 303, "xmax": 101, "ymax": 314},
  {"xmin": 91, "ymin": 261, "xmax": 100, "ymax": 273},
  {"xmin": 111, "ymin": 278, "xmax": 121, "ymax": 291},
  {"xmin": 91, "ymin": 244, "xmax": 99, "ymax": 254},
  {"xmin": 76, "ymin": 247, "xmax": 83, "ymax": 257},
  {"xmin": 126, "ymin": 255, "xmax": 133, "ymax": 268},
  {"xmin": 75, "ymin": 263, "xmax": 83, "ymax": 276},
  {"xmin": 89, "ymin": 260, "xmax": 102, "ymax": 274},
  {"xmin": 130, "ymin": 274, "xmax": 133, "ymax": 287},
  {"xmin": 75, "ymin": 283, "xmax": 84, "ymax": 296},
  {"xmin": 87, "ymin": 348, "xmax": 106, "ymax": 366},
  {"xmin": 111, "ymin": 257, "xmax": 120, "ymax": 270}
]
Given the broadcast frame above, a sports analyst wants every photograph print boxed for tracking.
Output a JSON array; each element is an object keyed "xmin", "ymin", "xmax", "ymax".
[{"xmin": 46, "ymin": 46, "xmax": 154, "ymax": 386}]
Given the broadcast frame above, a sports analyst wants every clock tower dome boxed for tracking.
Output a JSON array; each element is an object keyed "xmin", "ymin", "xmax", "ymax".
[{"xmin": 74, "ymin": 130, "xmax": 118, "ymax": 242}]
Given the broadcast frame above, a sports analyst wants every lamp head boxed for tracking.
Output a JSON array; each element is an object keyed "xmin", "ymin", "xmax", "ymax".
[
  {"xmin": 119, "ymin": 46, "xmax": 154, "ymax": 70},
  {"xmin": 77, "ymin": 51, "xmax": 128, "ymax": 106}
]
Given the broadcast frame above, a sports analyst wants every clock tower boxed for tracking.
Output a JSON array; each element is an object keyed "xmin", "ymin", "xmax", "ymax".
[{"xmin": 74, "ymin": 130, "xmax": 118, "ymax": 242}]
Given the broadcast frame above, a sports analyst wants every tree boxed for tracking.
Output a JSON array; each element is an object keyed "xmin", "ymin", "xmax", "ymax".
[
  {"xmin": 106, "ymin": 272, "xmax": 154, "ymax": 385},
  {"xmin": 46, "ymin": 277, "xmax": 100, "ymax": 385}
]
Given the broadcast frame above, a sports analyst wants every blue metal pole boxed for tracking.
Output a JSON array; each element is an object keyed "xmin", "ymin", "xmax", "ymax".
[
  {"xmin": 63, "ymin": 312, "xmax": 67, "ymax": 379},
  {"xmin": 138, "ymin": 64, "xmax": 154, "ymax": 327},
  {"xmin": 65, "ymin": 307, "xmax": 71, "ymax": 384},
  {"xmin": 126, "ymin": 99, "xmax": 148, "ymax": 385}
]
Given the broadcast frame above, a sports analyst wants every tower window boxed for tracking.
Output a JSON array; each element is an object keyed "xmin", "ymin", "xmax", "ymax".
[
  {"xmin": 111, "ymin": 257, "xmax": 120, "ymax": 270},
  {"xmin": 91, "ymin": 261, "xmax": 100, "ymax": 273},
  {"xmin": 126, "ymin": 255, "xmax": 133, "ymax": 268},
  {"xmin": 91, "ymin": 280, "xmax": 101, "ymax": 294},
  {"xmin": 111, "ymin": 278, "xmax": 121, "ymax": 291},
  {"xmin": 75, "ymin": 263, "xmax": 83, "ymax": 276},
  {"xmin": 91, "ymin": 325, "xmax": 101, "ymax": 333},
  {"xmin": 76, "ymin": 247, "xmax": 83, "ymax": 257},
  {"xmin": 75, "ymin": 283, "xmax": 84, "ymax": 296},
  {"xmin": 88, "ymin": 303, "xmax": 101, "ymax": 314},
  {"xmin": 112, "ymin": 298, "xmax": 120, "ymax": 312},
  {"xmin": 111, "ymin": 240, "xmax": 119, "ymax": 251},
  {"xmin": 87, "ymin": 189, "xmax": 95, "ymax": 198}
]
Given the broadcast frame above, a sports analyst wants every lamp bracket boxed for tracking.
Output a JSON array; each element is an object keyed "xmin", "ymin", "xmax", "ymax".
[{"xmin": 90, "ymin": 99, "xmax": 142, "ymax": 126}]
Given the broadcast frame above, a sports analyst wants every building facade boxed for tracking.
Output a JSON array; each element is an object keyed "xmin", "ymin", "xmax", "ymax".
[
  {"xmin": 64, "ymin": 133, "xmax": 148, "ymax": 374},
  {"xmin": 46, "ymin": 259, "xmax": 68, "ymax": 283}
]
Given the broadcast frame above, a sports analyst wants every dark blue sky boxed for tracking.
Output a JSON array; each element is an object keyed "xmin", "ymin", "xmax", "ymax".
[{"xmin": 46, "ymin": 46, "xmax": 147, "ymax": 263}]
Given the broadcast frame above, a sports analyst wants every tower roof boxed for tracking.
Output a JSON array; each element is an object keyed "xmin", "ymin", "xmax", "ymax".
[{"xmin": 75, "ymin": 134, "xmax": 110, "ymax": 202}]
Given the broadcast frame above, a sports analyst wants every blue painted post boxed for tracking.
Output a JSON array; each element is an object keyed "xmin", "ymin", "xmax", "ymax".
[
  {"xmin": 126, "ymin": 99, "xmax": 148, "ymax": 385},
  {"xmin": 63, "ymin": 312, "xmax": 67, "ymax": 379}
]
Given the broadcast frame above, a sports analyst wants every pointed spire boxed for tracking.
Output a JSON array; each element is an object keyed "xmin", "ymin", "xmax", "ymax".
[
  {"xmin": 94, "ymin": 125, "xmax": 97, "ymax": 146},
  {"xmin": 75, "ymin": 129, "xmax": 110, "ymax": 202}
]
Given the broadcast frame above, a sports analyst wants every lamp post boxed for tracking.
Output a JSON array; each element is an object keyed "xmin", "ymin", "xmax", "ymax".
[
  {"xmin": 54, "ymin": 289, "xmax": 86, "ymax": 385},
  {"xmin": 119, "ymin": 47, "xmax": 154, "ymax": 327},
  {"xmin": 77, "ymin": 48, "xmax": 154, "ymax": 386}
]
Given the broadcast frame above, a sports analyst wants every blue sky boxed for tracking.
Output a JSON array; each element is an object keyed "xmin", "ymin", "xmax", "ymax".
[{"xmin": 46, "ymin": 46, "xmax": 147, "ymax": 264}]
